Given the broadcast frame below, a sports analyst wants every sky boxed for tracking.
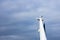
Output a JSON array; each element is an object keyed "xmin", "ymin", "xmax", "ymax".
[{"xmin": 0, "ymin": 0, "xmax": 60, "ymax": 40}]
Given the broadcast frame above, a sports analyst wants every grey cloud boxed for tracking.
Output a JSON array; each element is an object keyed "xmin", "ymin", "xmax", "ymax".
[
  {"xmin": 0, "ymin": 0, "xmax": 60, "ymax": 40},
  {"xmin": 0, "ymin": 35, "xmax": 28, "ymax": 40},
  {"xmin": 0, "ymin": 0, "xmax": 41, "ymax": 14}
]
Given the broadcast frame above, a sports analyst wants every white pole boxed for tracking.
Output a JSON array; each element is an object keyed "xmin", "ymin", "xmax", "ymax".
[{"xmin": 38, "ymin": 17, "xmax": 47, "ymax": 40}]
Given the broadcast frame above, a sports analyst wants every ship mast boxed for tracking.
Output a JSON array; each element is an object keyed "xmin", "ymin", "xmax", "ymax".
[{"xmin": 37, "ymin": 16, "xmax": 47, "ymax": 40}]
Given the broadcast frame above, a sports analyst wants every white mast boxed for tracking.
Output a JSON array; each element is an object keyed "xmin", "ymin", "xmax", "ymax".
[{"xmin": 37, "ymin": 16, "xmax": 47, "ymax": 40}]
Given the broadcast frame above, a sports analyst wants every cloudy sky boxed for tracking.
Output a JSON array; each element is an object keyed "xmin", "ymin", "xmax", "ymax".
[{"xmin": 0, "ymin": 0, "xmax": 60, "ymax": 40}]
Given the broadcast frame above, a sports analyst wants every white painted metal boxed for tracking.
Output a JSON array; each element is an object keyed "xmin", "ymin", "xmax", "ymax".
[{"xmin": 38, "ymin": 17, "xmax": 47, "ymax": 40}]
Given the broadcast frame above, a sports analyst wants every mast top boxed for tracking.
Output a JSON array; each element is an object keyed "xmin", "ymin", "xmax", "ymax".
[
  {"xmin": 37, "ymin": 16, "xmax": 43, "ymax": 21},
  {"xmin": 41, "ymin": 16, "xmax": 43, "ymax": 18}
]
